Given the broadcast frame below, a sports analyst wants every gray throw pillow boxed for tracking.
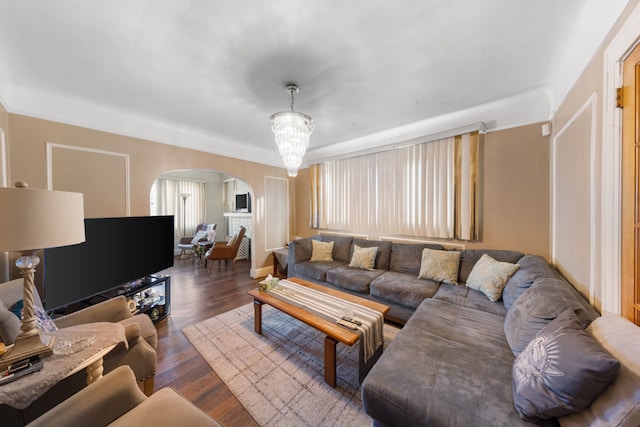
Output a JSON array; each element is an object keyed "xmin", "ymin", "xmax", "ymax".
[
  {"xmin": 504, "ymin": 277, "xmax": 594, "ymax": 356},
  {"xmin": 512, "ymin": 309, "xmax": 620, "ymax": 422}
]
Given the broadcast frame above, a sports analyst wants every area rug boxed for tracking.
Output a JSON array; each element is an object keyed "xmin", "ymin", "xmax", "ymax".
[{"xmin": 182, "ymin": 303, "xmax": 399, "ymax": 427}]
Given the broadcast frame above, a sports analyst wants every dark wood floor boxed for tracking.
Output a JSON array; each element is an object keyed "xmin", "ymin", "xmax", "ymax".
[{"xmin": 154, "ymin": 257, "xmax": 260, "ymax": 427}]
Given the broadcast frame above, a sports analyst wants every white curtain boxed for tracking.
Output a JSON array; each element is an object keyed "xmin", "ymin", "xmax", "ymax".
[
  {"xmin": 150, "ymin": 179, "xmax": 206, "ymax": 241},
  {"xmin": 310, "ymin": 132, "xmax": 479, "ymax": 240}
]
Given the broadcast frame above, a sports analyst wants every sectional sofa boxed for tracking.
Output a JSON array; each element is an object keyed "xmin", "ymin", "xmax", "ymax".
[{"xmin": 287, "ymin": 235, "xmax": 640, "ymax": 426}]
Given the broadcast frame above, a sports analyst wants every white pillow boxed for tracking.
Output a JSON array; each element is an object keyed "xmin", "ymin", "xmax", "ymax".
[
  {"xmin": 559, "ymin": 313, "xmax": 640, "ymax": 427},
  {"xmin": 466, "ymin": 253, "xmax": 520, "ymax": 302},
  {"xmin": 418, "ymin": 248, "xmax": 460, "ymax": 285},
  {"xmin": 349, "ymin": 245, "xmax": 378, "ymax": 270},
  {"xmin": 190, "ymin": 230, "xmax": 208, "ymax": 244}
]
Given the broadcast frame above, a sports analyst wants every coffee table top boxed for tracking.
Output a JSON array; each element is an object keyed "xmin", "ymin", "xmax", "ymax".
[{"xmin": 248, "ymin": 277, "xmax": 389, "ymax": 346}]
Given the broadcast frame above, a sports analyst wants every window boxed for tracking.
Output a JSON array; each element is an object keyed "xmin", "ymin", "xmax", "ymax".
[
  {"xmin": 310, "ymin": 132, "xmax": 480, "ymax": 240},
  {"xmin": 150, "ymin": 178, "xmax": 206, "ymax": 239}
]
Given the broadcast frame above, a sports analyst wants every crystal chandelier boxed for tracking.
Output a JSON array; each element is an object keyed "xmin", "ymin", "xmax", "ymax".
[{"xmin": 269, "ymin": 84, "xmax": 314, "ymax": 177}]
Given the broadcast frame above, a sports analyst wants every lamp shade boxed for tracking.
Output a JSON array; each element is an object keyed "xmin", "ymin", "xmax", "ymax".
[{"xmin": 0, "ymin": 187, "xmax": 85, "ymax": 252}]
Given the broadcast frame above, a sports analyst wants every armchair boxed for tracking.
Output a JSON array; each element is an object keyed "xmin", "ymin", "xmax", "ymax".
[
  {"xmin": 0, "ymin": 278, "xmax": 157, "ymax": 424},
  {"xmin": 206, "ymin": 226, "xmax": 246, "ymax": 276},
  {"xmin": 177, "ymin": 223, "xmax": 216, "ymax": 259},
  {"xmin": 27, "ymin": 365, "xmax": 223, "ymax": 427}
]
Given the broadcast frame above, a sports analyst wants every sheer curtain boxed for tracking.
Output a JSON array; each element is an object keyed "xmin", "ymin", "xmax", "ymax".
[
  {"xmin": 310, "ymin": 131, "xmax": 479, "ymax": 240},
  {"xmin": 150, "ymin": 178, "xmax": 206, "ymax": 241}
]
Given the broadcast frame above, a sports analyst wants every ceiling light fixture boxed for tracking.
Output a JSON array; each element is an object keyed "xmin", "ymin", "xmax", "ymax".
[{"xmin": 269, "ymin": 84, "xmax": 314, "ymax": 177}]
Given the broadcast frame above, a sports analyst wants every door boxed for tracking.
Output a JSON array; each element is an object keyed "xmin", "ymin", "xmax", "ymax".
[{"xmin": 621, "ymin": 43, "xmax": 640, "ymax": 325}]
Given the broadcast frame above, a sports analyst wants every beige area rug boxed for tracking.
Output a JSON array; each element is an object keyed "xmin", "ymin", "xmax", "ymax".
[{"xmin": 182, "ymin": 303, "xmax": 399, "ymax": 427}]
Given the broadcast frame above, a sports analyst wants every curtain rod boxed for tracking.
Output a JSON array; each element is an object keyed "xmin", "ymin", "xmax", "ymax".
[{"xmin": 311, "ymin": 122, "xmax": 486, "ymax": 164}]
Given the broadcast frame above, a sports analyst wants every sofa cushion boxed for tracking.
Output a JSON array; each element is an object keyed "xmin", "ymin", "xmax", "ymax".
[
  {"xmin": 432, "ymin": 284, "xmax": 508, "ymax": 317},
  {"xmin": 348, "ymin": 244, "xmax": 377, "ymax": 270},
  {"xmin": 294, "ymin": 260, "xmax": 345, "ymax": 282},
  {"xmin": 466, "ymin": 254, "xmax": 520, "ymax": 302},
  {"xmin": 370, "ymin": 272, "xmax": 440, "ymax": 309},
  {"xmin": 503, "ymin": 255, "xmax": 558, "ymax": 311},
  {"xmin": 389, "ymin": 242, "xmax": 444, "ymax": 275},
  {"xmin": 352, "ymin": 239, "xmax": 392, "ymax": 270},
  {"xmin": 362, "ymin": 299, "xmax": 538, "ymax": 427},
  {"xmin": 560, "ymin": 313, "xmax": 640, "ymax": 427},
  {"xmin": 315, "ymin": 235, "xmax": 353, "ymax": 263},
  {"xmin": 418, "ymin": 248, "xmax": 461, "ymax": 285},
  {"xmin": 310, "ymin": 239, "xmax": 334, "ymax": 262},
  {"xmin": 512, "ymin": 309, "xmax": 620, "ymax": 422},
  {"xmin": 504, "ymin": 277, "xmax": 599, "ymax": 356},
  {"xmin": 457, "ymin": 249, "xmax": 524, "ymax": 284},
  {"xmin": 325, "ymin": 265, "xmax": 385, "ymax": 293}
]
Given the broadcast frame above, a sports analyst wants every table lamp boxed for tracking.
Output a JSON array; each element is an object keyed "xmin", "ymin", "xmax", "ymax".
[{"xmin": 0, "ymin": 182, "xmax": 85, "ymax": 369}]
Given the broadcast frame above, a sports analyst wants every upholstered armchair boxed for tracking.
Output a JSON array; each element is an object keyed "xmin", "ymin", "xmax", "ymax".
[
  {"xmin": 177, "ymin": 223, "xmax": 216, "ymax": 259},
  {"xmin": 206, "ymin": 226, "xmax": 246, "ymax": 275},
  {"xmin": 28, "ymin": 366, "xmax": 223, "ymax": 427},
  {"xmin": 0, "ymin": 278, "xmax": 157, "ymax": 424}
]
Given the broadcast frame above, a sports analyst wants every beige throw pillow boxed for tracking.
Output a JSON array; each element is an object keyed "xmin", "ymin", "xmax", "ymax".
[
  {"xmin": 466, "ymin": 253, "xmax": 520, "ymax": 302},
  {"xmin": 418, "ymin": 248, "xmax": 460, "ymax": 285},
  {"xmin": 310, "ymin": 240, "xmax": 334, "ymax": 262},
  {"xmin": 349, "ymin": 245, "xmax": 378, "ymax": 270}
]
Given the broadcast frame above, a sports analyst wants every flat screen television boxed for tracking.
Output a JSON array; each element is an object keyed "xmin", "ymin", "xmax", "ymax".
[
  {"xmin": 44, "ymin": 215, "xmax": 174, "ymax": 310},
  {"xmin": 235, "ymin": 192, "xmax": 251, "ymax": 212}
]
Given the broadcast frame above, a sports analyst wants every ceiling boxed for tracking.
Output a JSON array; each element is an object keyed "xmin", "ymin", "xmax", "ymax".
[{"xmin": 0, "ymin": 0, "xmax": 630, "ymax": 169}]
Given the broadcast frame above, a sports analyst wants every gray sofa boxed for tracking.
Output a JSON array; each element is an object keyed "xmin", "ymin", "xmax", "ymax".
[{"xmin": 287, "ymin": 235, "xmax": 608, "ymax": 426}]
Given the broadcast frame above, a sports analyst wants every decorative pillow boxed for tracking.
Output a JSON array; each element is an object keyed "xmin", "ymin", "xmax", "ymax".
[
  {"xmin": 310, "ymin": 240, "xmax": 334, "ymax": 262},
  {"xmin": 206, "ymin": 229, "xmax": 216, "ymax": 242},
  {"xmin": 512, "ymin": 309, "xmax": 620, "ymax": 422},
  {"xmin": 349, "ymin": 245, "xmax": 378, "ymax": 270},
  {"xmin": 417, "ymin": 248, "xmax": 461, "ymax": 285},
  {"xmin": 9, "ymin": 300, "xmax": 58, "ymax": 333},
  {"xmin": 190, "ymin": 230, "xmax": 208, "ymax": 244},
  {"xmin": 465, "ymin": 253, "xmax": 520, "ymax": 302},
  {"xmin": 559, "ymin": 313, "xmax": 640, "ymax": 427}
]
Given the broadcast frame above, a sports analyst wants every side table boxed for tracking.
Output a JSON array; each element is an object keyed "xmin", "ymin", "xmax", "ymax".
[
  {"xmin": 272, "ymin": 247, "xmax": 289, "ymax": 278},
  {"xmin": 0, "ymin": 322, "xmax": 125, "ymax": 410}
]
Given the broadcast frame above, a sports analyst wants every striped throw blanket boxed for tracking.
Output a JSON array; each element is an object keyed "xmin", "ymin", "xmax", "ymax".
[{"xmin": 269, "ymin": 279, "xmax": 384, "ymax": 364}]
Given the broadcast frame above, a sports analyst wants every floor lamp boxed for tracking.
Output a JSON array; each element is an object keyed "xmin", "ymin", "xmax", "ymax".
[
  {"xmin": 179, "ymin": 193, "xmax": 191, "ymax": 237},
  {"xmin": 0, "ymin": 183, "xmax": 85, "ymax": 370}
]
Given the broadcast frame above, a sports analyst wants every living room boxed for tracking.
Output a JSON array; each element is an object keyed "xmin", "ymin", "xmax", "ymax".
[{"xmin": 0, "ymin": 1, "xmax": 640, "ymax": 426}]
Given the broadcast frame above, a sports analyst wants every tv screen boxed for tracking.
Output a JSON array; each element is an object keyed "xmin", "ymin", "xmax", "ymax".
[
  {"xmin": 235, "ymin": 192, "xmax": 251, "ymax": 212},
  {"xmin": 44, "ymin": 216, "xmax": 174, "ymax": 310}
]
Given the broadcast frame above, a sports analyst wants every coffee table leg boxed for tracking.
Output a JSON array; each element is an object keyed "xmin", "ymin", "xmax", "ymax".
[
  {"xmin": 324, "ymin": 336, "xmax": 337, "ymax": 387},
  {"xmin": 253, "ymin": 299, "xmax": 263, "ymax": 334}
]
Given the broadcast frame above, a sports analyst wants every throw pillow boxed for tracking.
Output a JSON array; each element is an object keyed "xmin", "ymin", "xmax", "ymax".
[
  {"xmin": 512, "ymin": 309, "xmax": 620, "ymax": 423},
  {"xmin": 417, "ymin": 248, "xmax": 461, "ymax": 285},
  {"xmin": 190, "ymin": 230, "xmax": 208, "ymax": 244},
  {"xmin": 465, "ymin": 253, "xmax": 520, "ymax": 302},
  {"xmin": 9, "ymin": 300, "xmax": 59, "ymax": 333},
  {"xmin": 310, "ymin": 240, "xmax": 334, "ymax": 262},
  {"xmin": 349, "ymin": 244, "xmax": 378, "ymax": 270},
  {"xmin": 559, "ymin": 313, "xmax": 640, "ymax": 427}
]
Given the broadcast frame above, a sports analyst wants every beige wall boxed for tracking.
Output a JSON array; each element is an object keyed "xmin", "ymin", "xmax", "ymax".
[
  {"xmin": 293, "ymin": 123, "xmax": 551, "ymax": 258},
  {"xmin": 5, "ymin": 114, "xmax": 293, "ymax": 277},
  {"xmin": 550, "ymin": 0, "xmax": 640, "ymax": 313}
]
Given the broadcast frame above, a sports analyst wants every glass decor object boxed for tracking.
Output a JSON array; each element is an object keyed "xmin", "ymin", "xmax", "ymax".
[{"xmin": 269, "ymin": 84, "xmax": 314, "ymax": 177}]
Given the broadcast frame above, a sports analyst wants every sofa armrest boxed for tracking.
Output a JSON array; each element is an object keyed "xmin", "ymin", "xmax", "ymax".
[
  {"xmin": 27, "ymin": 366, "xmax": 147, "ymax": 427},
  {"xmin": 54, "ymin": 296, "xmax": 132, "ymax": 329}
]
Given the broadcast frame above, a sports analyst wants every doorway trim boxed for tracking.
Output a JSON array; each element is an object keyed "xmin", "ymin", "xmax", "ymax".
[{"xmin": 602, "ymin": 2, "xmax": 640, "ymax": 314}]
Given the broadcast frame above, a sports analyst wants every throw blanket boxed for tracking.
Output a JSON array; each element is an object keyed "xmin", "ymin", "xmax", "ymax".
[{"xmin": 269, "ymin": 280, "xmax": 384, "ymax": 365}]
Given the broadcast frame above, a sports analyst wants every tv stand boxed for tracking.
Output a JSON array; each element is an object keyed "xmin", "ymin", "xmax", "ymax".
[{"xmin": 115, "ymin": 276, "xmax": 171, "ymax": 323}]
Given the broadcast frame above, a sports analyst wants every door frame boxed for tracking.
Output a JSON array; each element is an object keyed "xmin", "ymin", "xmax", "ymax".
[{"xmin": 603, "ymin": 2, "xmax": 640, "ymax": 314}]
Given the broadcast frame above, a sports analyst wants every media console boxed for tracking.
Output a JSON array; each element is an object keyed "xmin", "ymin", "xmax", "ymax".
[{"xmin": 113, "ymin": 275, "xmax": 171, "ymax": 324}]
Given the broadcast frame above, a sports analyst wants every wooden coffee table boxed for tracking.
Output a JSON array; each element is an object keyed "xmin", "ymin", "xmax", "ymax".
[{"xmin": 248, "ymin": 277, "xmax": 389, "ymax": 387}]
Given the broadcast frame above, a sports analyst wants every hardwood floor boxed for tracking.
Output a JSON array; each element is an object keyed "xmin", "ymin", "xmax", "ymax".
[{"xmin": 154, "ymin": 256, "xmax": 260, "ymax": 427}]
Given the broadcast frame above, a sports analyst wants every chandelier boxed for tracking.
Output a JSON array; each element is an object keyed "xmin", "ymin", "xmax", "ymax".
[{"xmin": 269, "ymin": 84, "xmax": 314, "ymax": 177}]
